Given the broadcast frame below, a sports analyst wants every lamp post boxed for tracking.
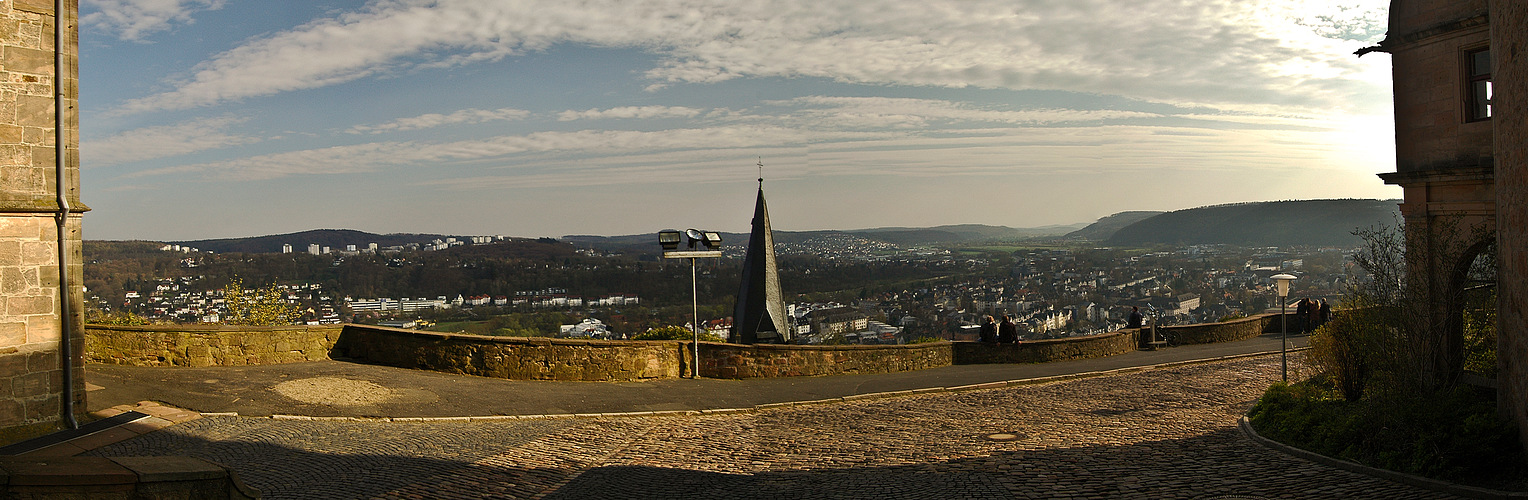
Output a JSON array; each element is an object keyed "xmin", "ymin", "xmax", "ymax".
[
  {"xmin": 660, "ymin": 229, "xmax": 723, "ymax": 378},
  {"xmin": 1271, "ymin": 273, "xmax": 1297, "ymax": 382}
]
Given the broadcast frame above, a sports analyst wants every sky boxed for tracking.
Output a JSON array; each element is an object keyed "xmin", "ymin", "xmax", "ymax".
[{"xmin": 78, "ymin": 0, "xmax": 1400, "ymax": 241}]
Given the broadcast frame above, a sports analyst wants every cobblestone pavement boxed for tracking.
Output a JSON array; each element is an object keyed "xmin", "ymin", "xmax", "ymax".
[{"xmin": 86, "ymin": 354, "xmax": 1462, "ymax": 499}]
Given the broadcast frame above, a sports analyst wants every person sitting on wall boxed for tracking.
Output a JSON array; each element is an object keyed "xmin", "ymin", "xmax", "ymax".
[
  {"xmin": 1127, "ymin": 306, "xmax": 1143, "ymax": 329},
  {"xmin": 997, "ymin": 314, "xmax": 1018, "ymax": 343},
  {"xmin": 978, "ymin": 315, "xmax": 997, "ymax": 343}
]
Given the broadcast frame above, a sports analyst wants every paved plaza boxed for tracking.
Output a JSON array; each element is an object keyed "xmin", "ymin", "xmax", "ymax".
[{"xmin": 83, "ymin": 354, "xmax": 1462, "ymax": 499}]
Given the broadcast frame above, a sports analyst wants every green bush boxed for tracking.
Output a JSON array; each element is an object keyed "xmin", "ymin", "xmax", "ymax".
[
  {"xmin": 1250, "ymin": 379, "xmax": 1525, "ymax": 486},
  {"xmin": 907, "ymin": 336, "xmax": 943, "ymax": 344},
  {"xmin": 632, "ymin": 325, "xmax": 724, "ymax": 342}
]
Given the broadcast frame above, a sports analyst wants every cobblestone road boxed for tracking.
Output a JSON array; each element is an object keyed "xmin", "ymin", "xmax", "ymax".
[{"xmin": 86, "ymin": 355, "xmax": 1460, "ymax": 499}]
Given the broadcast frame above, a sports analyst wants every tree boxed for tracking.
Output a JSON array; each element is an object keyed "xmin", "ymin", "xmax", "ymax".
[{"xmin": 221, "ymin": 276, "xmax": 300, "ymax": 326}]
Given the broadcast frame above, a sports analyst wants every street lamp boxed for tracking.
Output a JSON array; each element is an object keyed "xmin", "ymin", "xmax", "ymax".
[
  {"xmin": 660, "ymin": 229, "xmax": 723, "ymax": 378},
  {"xmin": 1271, "ymin": 273, "xmax": 1297, "ymax": 382}
]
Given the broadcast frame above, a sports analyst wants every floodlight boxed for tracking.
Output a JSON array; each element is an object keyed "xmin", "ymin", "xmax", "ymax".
[
  {"xmin": 701, "ymin": 232, "xmax": 723, "ymax": 249},
  {"xmin": 686, "ymin": 228, "xmax": 705, "ymax": 248},
  {"xmin": 658, "ymin": 230, "xmax": 682, "ymax": 250}
]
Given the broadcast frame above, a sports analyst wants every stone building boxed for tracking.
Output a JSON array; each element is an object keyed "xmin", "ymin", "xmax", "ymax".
[
  {"xmin": 0, "ymin": 0, "xmax": 83, "ymax": 444},
  {"xmin": 1372, "ymin": 0, "xmax": 1526, "ymax": 448}
]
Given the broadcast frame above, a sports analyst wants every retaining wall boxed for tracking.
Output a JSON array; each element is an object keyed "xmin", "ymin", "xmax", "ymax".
[
  {"xmin": 335, "ymin": 325, "xmax": 686, "ymax": 382},
  {"xmin": 953, "ymin": 330, "xmax": 1139, "ymax": 365},
  {"xmin": 700, "ymin": 341, "xmax": 951, "ymax": 379},
  {"xmin": 85, "ymin": 324, "xmax": 342, "ymax": 367},
  {"xmin": 1161, "ymin": 313, "xmax": 1283, "ymax": 346},
  {"xmin": 84, "ymin": 313, "xmax": 1292, "ymax": 381}
]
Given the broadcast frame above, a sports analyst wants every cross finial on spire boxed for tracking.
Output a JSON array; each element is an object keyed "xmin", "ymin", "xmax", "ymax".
[{"xmin": 757, "ymin": 157, "xmax": 764, "ymax": 185}]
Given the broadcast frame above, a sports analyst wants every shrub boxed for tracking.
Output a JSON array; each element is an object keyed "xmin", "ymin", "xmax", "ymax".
[
  {"xmin": 1250, "ymin": 379, "xmax": 1526, "ymax": 486},
  {"xmin": 633, "ymin": 325, "xmax": 724, "ymax": 342},
  {"xmin": 907, "ymin": 336, "xmax": 942, "ymax": 344}
]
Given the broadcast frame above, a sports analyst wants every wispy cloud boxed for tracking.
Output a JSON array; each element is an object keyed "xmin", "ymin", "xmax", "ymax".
[
  {"xmin": 113, "ymin": 0, "xmax": 1389, "ymax": 116},
  {"xmin": 82, "ymin": 0, "xmax": 224, "ymax": 41},
  {"xmin": 557, "ymin": 106, "xmax": 704, "ymax": 121},
  {"xmin": 128, "ymin": 125, "xmax": 888, "ymax": 181},
  {"xmin": 771, "ymin": 97, "xmax": 1161, "ymax": 129},
  {"xmin": 82, "ymin": 116, "xmax": 259, "ymax": 166},
  {"xmin": 348, "ymin": 108, "xmax": 531, "ymax": 134}
]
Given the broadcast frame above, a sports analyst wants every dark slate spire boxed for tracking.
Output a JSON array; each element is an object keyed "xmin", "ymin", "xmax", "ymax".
[{"xmin": 732, "ymin": 181, "xmax": 789, "ymax": 344}]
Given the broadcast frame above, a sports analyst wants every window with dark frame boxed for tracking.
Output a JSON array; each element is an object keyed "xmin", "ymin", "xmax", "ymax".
[{"xmin": 1467, "ymin": 48, "xmax": 1492, "ymax": 121}]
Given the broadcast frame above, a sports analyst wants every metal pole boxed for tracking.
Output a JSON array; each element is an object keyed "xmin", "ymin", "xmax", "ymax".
[
  {"xmin": 1280, "ymin": 298, "xmax": 1288, "ymax": 382},
  {"xmin": 690, "ymin": 257, "xmax": 699, "ymax": 379},
  {"xmin": 54, "ymin": 0, "xmax": 78, "ymax": 430}
]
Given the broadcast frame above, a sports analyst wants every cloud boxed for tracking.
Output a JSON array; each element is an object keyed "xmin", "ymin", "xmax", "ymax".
[
  {"xmin": 128, "ymin": 125, "xmax": 890, "ymax": 181},
  {"xmin": 771, "ymin": 97, "xmax": 1160, "ymax": 129},
  {"xmin": 82, "ymin": 0, "xmax": 224, "ymax": 41},
  {"xmin": 82, "ymin": 116, "xmax": 259, "ymax": 166},
  {"xmin": 114, "ymin": 0, "xmax": 1389, "ymax": 117},
  {"xmin": 348, "ymin": 108, "xmax": 531, "ymax": 134},
  {"xmin": 557, "ymin": 106, "xmax": 704, "ymax": 121}
]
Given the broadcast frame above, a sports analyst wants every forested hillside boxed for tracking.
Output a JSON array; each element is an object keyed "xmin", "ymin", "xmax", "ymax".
[{"xmin": 1105, "ymin": 199, "xmax": 1399, "ymax": 247}]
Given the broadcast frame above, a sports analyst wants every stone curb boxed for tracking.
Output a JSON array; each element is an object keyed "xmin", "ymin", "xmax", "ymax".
[{"xmin": 1237, "ymin": 416, "xmax": 1528, "ymax": 499}]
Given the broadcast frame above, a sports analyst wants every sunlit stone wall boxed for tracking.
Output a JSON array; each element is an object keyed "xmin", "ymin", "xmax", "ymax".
[{"xmin": 0, "ymin": 0, "xmax": 81, "ymax": 445}]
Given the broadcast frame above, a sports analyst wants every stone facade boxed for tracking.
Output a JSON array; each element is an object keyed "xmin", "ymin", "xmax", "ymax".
[
  {"xmin": 0, "ymin": 0, "xmax": 82, "ymax": 446},
  {"xmin": 1378, "ymin": 0, "xmax": 1498, "ymax": 388},
  {"xmin": 1489, "ymin": 0, "xmax": 1528, "ymax": 451},
  {"xmin": 701, "ymin": 341, "xmax": 951, "ymax": 379},
  {"xmin": 85, "ymin": 324, "xmax": 344, "ymax": 367}
]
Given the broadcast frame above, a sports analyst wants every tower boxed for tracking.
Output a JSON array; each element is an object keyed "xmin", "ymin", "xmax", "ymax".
[{"xmin": 731, "ymin": 174, "xmax": 789, "ymax": 344}]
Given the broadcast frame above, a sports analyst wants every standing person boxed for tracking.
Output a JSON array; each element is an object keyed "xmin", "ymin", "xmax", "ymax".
[
  {"xmin": 1127, "ymin": 306, "xmax": 1143, "ymax": 329},
  {"xmin": 1318, "ymin": 298, "xmax": 1332, "ymax": 328},
  {"xmin": 978, "ymin": 315, "xmax": 997, "ymax": 343},
  {"xmin": 998, "ymin": 314, "xmax": 1018, "ymax": 343},
  {"xmin": 1308, "ymin": 298, "xmax": 1323, "ymax": 332},
  {"xmin": 1294, "ymin": 297, "xmax": 1311, "ymax": 334}
]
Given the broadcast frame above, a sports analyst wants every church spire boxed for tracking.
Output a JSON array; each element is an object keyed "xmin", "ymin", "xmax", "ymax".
[{"xmin": 732, "ymin": 162, "xmax": 789, "ymax": 344}]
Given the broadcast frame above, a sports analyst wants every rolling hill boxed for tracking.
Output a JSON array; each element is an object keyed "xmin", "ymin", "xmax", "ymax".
[{"xmin": 1104, "ymin": 199, "xmax": 1400, "ymax": 247}]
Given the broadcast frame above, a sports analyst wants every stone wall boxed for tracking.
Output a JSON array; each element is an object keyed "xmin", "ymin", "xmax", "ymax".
[
  {"xmin": 0, "ymin": 0, "xmax": 83, "ymax": 446},
  {"xmin": 83, "ymin": 313, "xmax": 1295, "ymax": 382},
  {"xmin": 336, "ymin": 324, "xmax": 686, "ymax": 381},
  {"xmin": 85, "ymin": 324, "xmax": 343, "ymax": 367},
  {"xmin": 1160, "ymin": 313, "xmax": 1280, "ymax": 346},
  {"xmin": 1489, "ymin": 0, "xmax": 1528, "ymax": 452},
  {"xmin": 953, "ymin": 330, "xmax": 1137, "ymax": 364},
  {"xmin": 700, "ymin": 341, "xmax": 951, "ymax": 379}
]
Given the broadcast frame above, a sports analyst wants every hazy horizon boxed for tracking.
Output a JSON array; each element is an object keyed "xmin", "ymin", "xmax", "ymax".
[{"xmin": 80, "ymin": 0, "xmax": 1399, "ymax": 241}]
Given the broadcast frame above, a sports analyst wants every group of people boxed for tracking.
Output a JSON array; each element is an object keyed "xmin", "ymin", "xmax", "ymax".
[
  {"xmin": 1294, "ymin": 297, "xmax": 1332, "ymax": 333},
  {"xmin": 978, "ymin": 314, "xmax": 1021, "ymax": 344}
]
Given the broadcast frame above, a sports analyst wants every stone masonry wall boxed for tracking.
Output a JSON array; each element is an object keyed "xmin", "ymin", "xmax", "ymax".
[
  {"xmin": 700, "ymin": 341, "xmax": 951, "ymax": 379},
  {"xmin": 1489, "ymin": 0, "xmax": 1528, "ymax": 452},
  {"xmin": 336, "ymin": 324, "xmax": 686, "ymax": 381},
  {"xmin": 0, "ymin": 0, "xmax": 82, "ymax": 446},
  {"xmin": 1161, "ymin": 313, "xmax": 1279, "ymax": 346},
  {"xmin": 85, "ymin": 324, "xmax": 343, "ymax": 367},
  {"xmin": 953, "ymin": 330, "xmax": 1137, "ymax": 365}
]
